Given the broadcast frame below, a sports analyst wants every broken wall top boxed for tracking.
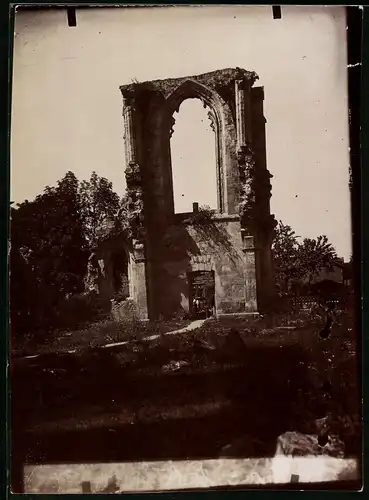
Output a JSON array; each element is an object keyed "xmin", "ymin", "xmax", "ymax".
[{"xmin": 120, "ymin": 67, "xmax": 259, "ymax": 99}]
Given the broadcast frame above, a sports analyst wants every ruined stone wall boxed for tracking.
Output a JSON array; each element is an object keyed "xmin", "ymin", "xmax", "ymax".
[
  {"xmin": 120, "ymin": 68, "xmax": 277, "ymax": 320},
  {"xmin": 150, "ymin": 217, "xmax": 248, "ymax": 318}
]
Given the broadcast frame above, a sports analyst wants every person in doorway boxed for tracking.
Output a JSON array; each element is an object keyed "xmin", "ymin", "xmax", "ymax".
[{"xmin": 192, "ymin": 297, "xmax": 200, "ymax": 318}]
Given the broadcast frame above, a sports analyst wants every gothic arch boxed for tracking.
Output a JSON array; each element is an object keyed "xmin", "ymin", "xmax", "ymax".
[
  {"xmin": 166, "ymin": 78, "xmax": 223, "ymax": 114},
  {"xmin": 144, "ymin": 77, "xmax": 237, "ymax": 216},
  {"xmin": 166, "ymin": 81, "xmax": 224, "ymax": 214}
]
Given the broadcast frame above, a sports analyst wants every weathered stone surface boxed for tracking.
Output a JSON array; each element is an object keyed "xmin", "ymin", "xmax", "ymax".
[
  {"xmin": 275, "ymin": 431, "xmax": 345, "ymax": 458},
  {"xmin": 120, "ymin": 68, "xmax": 258, "ymax": 101},
  {"xmin": 111, "ymin": 298, "xmax": 139, "ymax": 322},
  {"xmin": 271, "ymin": 431, "xmax": 355, "ymax": 485},
  {"xmin": 119, "ymin": 68, "xmax": 277, "ymax": 319},
  {"xmin": 85, "ymin": 235, "xmax": 132, "ymax": 307}
]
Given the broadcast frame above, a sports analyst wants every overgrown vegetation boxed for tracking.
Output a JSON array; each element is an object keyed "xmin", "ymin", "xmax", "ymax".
[
  {"xmin": 272, "ymin": 220, "xmax": 348, "ymax": 302},
  {"xmin": 183, "ymin": 205, "xmax": 216, "ymax": 226},
  {"xmin": 10, "ymin": 171, "xmax": 127, "ymax": 336},
  {"xmin": 12, "ymin": 317, "xmax": 192, "ymax": 358}
]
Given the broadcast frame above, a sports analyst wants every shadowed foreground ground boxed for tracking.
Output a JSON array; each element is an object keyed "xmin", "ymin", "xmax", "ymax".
[{"xmin": 11, "ymin": 314, "xmax": 361, "ymax": 492}]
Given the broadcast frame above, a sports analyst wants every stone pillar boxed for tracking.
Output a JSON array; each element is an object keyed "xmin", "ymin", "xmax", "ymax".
[
  {"xmin": 235, "ymin": 79, "xmax": 246, "ymax": 151},
  {"xmin": 237, "ymin": 80, "xmax": 258, "ymax": 313},
  {"xmin": 127, "ymin": 254, "xmax": 133, "ymax": 299},
  {"xmin": 207, "ymin": 108, "xmax": 223, "ymax": 212},
  {"xmin": 122, "ymin": 93, "xmax": 149, "ymax": 320},
  {"xmin": 123, "ymin": 95, "xmax": 137, "ymax": 165},
  {"xmin": 242, "ymin": 231, "xmax": 258, "ymax": 312},
  {"xmin": 132, "ymin": 241, "xmax": 149, "ymax": 320}
]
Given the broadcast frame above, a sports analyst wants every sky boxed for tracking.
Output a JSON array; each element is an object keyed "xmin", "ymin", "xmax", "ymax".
[{"xmin": 11, "ymin": 5, "xmax": 352, "ymax": 259}]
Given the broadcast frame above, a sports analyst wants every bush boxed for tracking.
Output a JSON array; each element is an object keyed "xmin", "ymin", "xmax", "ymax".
[{"xmin": 183, "ymin": 205, "xmax": 215, "ymax": 226}]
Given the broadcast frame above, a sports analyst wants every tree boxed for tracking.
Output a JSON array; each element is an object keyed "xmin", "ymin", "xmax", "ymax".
[
  {"xmin": 11, "ymin": 170, "xmax": 128, "ymax": 335},
  {"xmin": 295, "ymin": 235, "xmax": 338, "ymax": 287},
  {"xmin": 10, "ymin": 172, "xmax": 89, "ymax": 332},
  {"xmin": 10, "ymin": 211, "xmax": 41, "ymax": 333},
  {"xmin": 272, "ymin": 221, "xmax": 300, "ymax": 295},
  {"xmin": 48, "ymin": 171, "xmax": 90, "ymax": 296},
  {"xmin": 79, "ymin": 172, "xmax": 121, "ymax": 250},
  {"xmin": 272, "ymin": 221, "xmax": 338, "ymax": 296},
  {"xmin": 78, "ymin": 172, "xmax": 126, "ymax": 297}
]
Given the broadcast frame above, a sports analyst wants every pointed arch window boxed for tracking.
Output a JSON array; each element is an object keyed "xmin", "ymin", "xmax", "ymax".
[{"xmin": 170, "ymin": 98, "xmax": 218, "ymax": 214}]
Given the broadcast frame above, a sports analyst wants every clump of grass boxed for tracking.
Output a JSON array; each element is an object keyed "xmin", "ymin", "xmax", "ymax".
[{"xmin": 15, "ymin": 316, "xmax": 195, "ymax": 358}]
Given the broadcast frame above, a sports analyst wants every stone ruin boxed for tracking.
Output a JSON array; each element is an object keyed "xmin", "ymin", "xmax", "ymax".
[{"xmin": 106, "ymin": 68, "xmax": 277, "ymax": 320}]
